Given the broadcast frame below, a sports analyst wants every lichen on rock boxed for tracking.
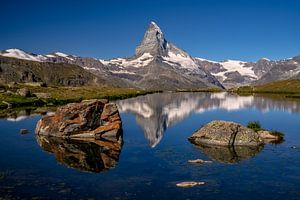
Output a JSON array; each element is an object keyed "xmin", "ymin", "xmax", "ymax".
[
  {"xmin": 189, "ymin": 120, "xmax": 263, "ymax": 146},
  {"xmin": 35, "ymin": 99, "xmax": 122, "ymax": 144}
]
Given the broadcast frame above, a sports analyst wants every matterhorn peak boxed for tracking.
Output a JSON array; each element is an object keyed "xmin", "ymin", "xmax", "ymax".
[
  {"xmin": 135, "ymin": 21, "xmax": 168, "ymax": 57},
  {"xmin": 150, "ymin": 21, "xmax": 162, "ymax": 34}
]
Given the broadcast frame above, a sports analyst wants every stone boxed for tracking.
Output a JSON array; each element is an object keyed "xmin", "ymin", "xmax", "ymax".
[
  {"xmin": 188, "ymin": 159, "xmax": 212, "ymax": 164},
  {"xmin": 20, "ymin": 128, "xmax": 29, "ymax": 134},
  {"xmin": 17, "ymin": 88, "xmax": 31, "ymax": 97},
  {"xmin": 24, "ymin": 82, "xmax": 47, "ymax": 87},
  {"xmin": 258, "ymin": 130, "xmax": 283, "ymax": 143},
  {"xmin": 33, "ymin": 93, "xmax": 51, "ymax": 99},
  {"xmin": 189, "ymin": 120, "xmax": 263, "ymax": 146},
  {"xmin": 176, "ymin": 181, "xmax": 205, "ymax": 188},
  {"xmin": 2, "ymin": 101, "xmax": 12, "ymax": 109},
  {"xmin": 35, "ymin": 99, "xmax": 122, "ymax": 144},
  {"xmin": 7, "ymin": 82, "xmax": 17, "ymax": 88},
  {"xmin": 291, "ymin": 146, "xmax": 300, "ymax": 149}
]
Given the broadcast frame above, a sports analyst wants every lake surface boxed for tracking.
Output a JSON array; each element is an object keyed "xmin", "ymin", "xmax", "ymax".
[{"xmin": 1, "ymin": 92, "xmax": 300, "ymax": 199}]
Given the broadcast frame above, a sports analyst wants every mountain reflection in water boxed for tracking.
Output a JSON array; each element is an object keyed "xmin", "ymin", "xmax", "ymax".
[
  {"xmin": 36, "ymin": 136, "xmax": 122, "ymax": 173},
  {"xmin": 116, "ymin": 92, "xmax": 300, "ymax": 147}
]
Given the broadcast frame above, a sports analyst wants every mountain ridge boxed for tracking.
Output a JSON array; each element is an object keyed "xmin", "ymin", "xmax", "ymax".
[
  {"xmin": 1, "ymin": 22, "xmax": 300, "ymax": 89},
  {"xmin": 0, "ymin": 55, "xmax": 106, "ymax": 87}
]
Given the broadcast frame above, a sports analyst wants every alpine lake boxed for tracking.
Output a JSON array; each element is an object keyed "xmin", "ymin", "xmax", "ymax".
[{"xmin": 1, "ymin": 92, "xmax": 300, "ymax": 200}]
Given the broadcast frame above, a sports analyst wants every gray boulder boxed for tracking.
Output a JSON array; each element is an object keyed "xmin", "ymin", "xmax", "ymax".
[
  {"xmin": 189, "ymin": 120, "xmax": 263, "ymax": 146},
  {"xmin": 17, "ymin": 88, "xmax": 31, "ymax": 97}
]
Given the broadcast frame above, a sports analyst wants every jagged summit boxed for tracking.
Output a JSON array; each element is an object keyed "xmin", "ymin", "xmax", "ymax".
[
  {"xmin": 135, "ymin": 21, "xmax": 168, "ymax": 57},
  {"xmin": 150, "ymin": 21, "xmax": 162, "ymax": 33}
]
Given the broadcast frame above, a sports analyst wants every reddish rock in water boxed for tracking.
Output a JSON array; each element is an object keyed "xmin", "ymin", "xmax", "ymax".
[{"xmin": 35, "ymin": 99, "xmax": 122, "ymax": 144}]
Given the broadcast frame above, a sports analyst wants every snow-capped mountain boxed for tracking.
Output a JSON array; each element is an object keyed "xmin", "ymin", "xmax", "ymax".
[
  {"xmin": 0, "ymin": 48, "xmax": 78, "ymax": 62},
  {"xmin": 1, "ymin": 21, "xmax": 300, "ymax": 89},
  {"xmin": 0, "ymin": 49, "xmax": 46, "ymax": 62},
  {"xmin": 195, "ymin": 58, "xmax": 259, "ymax": 88},
  {"xmin": 195, "ymin": 56, "xmax": 300, "ymax": 88},
  {"xmin": 93, "ymin": 21, "xmax": 223, "ymax": 90},
  {"xmin": 0, "ymin": 22, "xmax": 223, "ymax": 90}
]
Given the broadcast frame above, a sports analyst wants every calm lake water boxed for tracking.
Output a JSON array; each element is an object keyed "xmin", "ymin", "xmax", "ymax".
[{"xmin": 1, "ymin": 92, "xmax": 300, "ymax": 199}]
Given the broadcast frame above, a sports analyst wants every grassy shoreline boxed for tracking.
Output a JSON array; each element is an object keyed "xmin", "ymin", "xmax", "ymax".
[
  {"xmin": 2, "ymin": 78, "xmax": 300, "ymax": 110},
  {"xmin": 0, "ymin": 84, "xmax": 159, "ymax": 109},
  {"xmin": 229, "ymin": 79, "xmax": 300, "ymax": 99}
]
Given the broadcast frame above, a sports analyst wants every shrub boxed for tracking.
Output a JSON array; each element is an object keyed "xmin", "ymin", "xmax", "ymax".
[
  {"xmin": 270, "ymin": 130, "xmax": 285, "ymax": 139},
  {"xmin": 247, "ymin": 121, "xmax": 262, "ymax": 132}
]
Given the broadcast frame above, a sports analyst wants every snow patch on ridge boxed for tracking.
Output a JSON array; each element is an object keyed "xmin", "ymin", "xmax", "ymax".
[
  {"xmin": 212, "ymin": 60, "xmax": 257, "ymax": 81},
  {"xmin": 100, "ymin": 53, "xmax": 154, "ymax": 68},
  {"xmin": 46, "ymin": 54, "xmax": 56, "ymax": 58},
  {"xmin": 53, "ymin": 52, "xmax": 74, "ymax": 61},
  {"xmin": 0, "ymin": 49, "xmax": 46, "ymax": 62},
  {"xmin": 162, "ymin": 51, "xmax": 199, "ymax": 70},
  {"xmin": 195, "ymin": 57, "xmax": 219, "ymax": 64},
  {"xmin": 150, "ymin": 21, "xmax": 163, "ymax": 34},
  {"xmin": 111, "ymin": 70, "xmax": 136, "ymax": 75},
  {"xmin": 0, "ymin": 49, "xmax": 76, "ymax": 62},
  {"xmin": 261, "ymin": 57, "xmax": 270, "ymax": 61},
  {"xmin": 54, "ymin": 52, "xmax": 69, "ymax": 57}
]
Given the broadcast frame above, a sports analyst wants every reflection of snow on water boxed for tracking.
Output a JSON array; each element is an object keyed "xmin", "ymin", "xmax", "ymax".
[
  {"xmin": 115, "ymin": 92, "xmax": 300, "ymax": 147},
  {"xmin": 6, "ymin": 116, "xmax": 28, "ymax": 122}
]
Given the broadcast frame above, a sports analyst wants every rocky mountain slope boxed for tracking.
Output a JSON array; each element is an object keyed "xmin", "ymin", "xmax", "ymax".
[
  {"xmin": 81, "ymin": 22, "xmax": 224, "ymax": 90},
  {"xmin": 0, "ymin": 22, "xmax": 223, "ymax": 90},
  {"xmin": 0, "ymin": 55, "xmax": 105, "ymax": 86},
  {"xmin": 1, "ymin": 22, "xmax": 300, "ymax": 89},
  {"xmin": 196, "ymin": 56, "xmax": 300, "ymax": 88}
]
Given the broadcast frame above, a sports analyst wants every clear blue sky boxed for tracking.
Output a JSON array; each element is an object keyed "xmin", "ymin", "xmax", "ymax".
[{"xmin": 1, "ymin": 0, "xmax": 299, "ymax": 61}]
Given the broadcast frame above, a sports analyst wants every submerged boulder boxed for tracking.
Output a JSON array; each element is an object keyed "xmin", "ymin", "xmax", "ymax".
[
  {"xmin": 189, "ymin": 120, "xmax": 263, "ymax": 146},
  {"xmin": 176, "ymin": 181, "xmax": 205, "ymax": 188},
  {"xmin": 187, "ymin": 159, "xmax": 212, "ymax": 164},
  {"xmin": 35, "ymin": 99, "xmax": 122, "ymax": 143}
]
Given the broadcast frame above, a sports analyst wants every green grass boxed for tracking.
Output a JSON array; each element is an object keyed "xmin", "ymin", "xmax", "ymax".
[
  {"xmin": 175, "ymin": 88, "xmax": 224, "ymax": 93},
  {"xmin": 247, "ymin": 121, "xmax": 262, "ymax": 132},
  {"xmin": 232, "ymin": 79, "xmax": 300, "ymax": 96},
  {"xmin": 270, "ymin": 130, "xmax": 285, "ymax": 139},
  {"xmin": 0, "ymin": 84, "xmax": 158, "ymax": 109},
  {"xmin": 246, "ymin": 121, "xmax": 285, "ymax": 142},
  {"xmin": 0, "ymin": 93, "xmax": 45, "ymax": 108}
]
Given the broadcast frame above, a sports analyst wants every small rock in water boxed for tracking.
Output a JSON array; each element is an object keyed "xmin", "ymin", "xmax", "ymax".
[
  {"xmin": 188, "ymin": 159, "xmax": 212, "ymax": 164},
  {"xmin": 20, "ymin": 129, "xmax": 29, "ymax": 134},
  {"xmin": 176, "ymin": 181, "xmax": 205, "ymax": 188},
  {"xmin": 291, "ymin": 146, "xmax": 300, "ymax": 149}
]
